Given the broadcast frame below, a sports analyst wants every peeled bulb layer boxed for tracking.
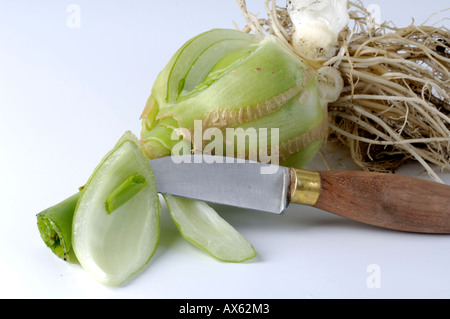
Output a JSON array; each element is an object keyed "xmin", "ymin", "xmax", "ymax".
[{"xmin": 72, "ymin": 132, "xmax": 160, "ymax": 286}]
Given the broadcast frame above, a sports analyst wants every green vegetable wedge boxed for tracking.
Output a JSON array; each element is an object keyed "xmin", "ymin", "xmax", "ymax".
[
  {"xmin": 72, "ymin": 131, "xmax": 160, "ymax": 286},
  {"xmin": 163, "ymin": 194, "xmax": 256, "ymax": 263},
  {"xmin": 37, "ymin": 192, "xmax": 81, "ymax": 262}
]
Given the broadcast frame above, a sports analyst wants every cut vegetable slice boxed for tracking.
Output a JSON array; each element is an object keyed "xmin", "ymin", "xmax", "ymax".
[
  {"xmin": 163, "ymin": 194, "xmax": 256, "ymax": 263},
  {"xmin": 72, "ymin": 131, "xmax": 160, "ymax": 286},
  {"xmin": 37, "ymin": 192, "xmax": 81, "ymax": 262}
]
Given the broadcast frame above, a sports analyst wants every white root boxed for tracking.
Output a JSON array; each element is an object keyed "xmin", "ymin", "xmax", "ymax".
[
  {"xmin": 286, "ymin": 0, "xmax": 349, "ymax": 61},
  {"xmin": 316, "ymin": 66, "xmax": 344, "ymax": 103}
]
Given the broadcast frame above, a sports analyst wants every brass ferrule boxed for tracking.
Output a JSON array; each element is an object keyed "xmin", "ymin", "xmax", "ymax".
[{"xmin": 289, "ymin": 168, "xmax": 321, "ymax": 206}]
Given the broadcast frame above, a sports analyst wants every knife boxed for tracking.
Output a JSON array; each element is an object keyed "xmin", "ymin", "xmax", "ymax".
[{"xmin": 149, "ymin": 155, "xmax": 450, "ymax": 234}]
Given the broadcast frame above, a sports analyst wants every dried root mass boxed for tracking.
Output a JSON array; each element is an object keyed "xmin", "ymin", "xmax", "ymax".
[{"xmin": 237, "ymin": 0, "xmax": 450, "ymax": 183}]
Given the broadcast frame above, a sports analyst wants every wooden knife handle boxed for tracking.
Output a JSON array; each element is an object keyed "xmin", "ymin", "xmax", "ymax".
[{"xmin": 290, "ymin": 169, "xmax": 450, "ymax": 234}]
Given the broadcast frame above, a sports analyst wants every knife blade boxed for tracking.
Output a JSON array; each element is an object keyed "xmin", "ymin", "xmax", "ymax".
[
  {"xmin": 149, "ymin": 155, "xmax": 291, "ymax": 214},
  {"xmin": 149, "ymin": 155, "xmax": 450, "ymax": 234}
]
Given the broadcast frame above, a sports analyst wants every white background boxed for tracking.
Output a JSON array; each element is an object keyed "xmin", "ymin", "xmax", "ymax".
[{"xmin": 0, "ymin": 0, "xmax": 449, "ymax": 299}]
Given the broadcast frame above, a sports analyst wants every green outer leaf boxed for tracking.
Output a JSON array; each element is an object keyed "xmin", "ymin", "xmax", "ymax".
[
  {"xmin": 152, "ymin": 28, "xmax": 257, "ymax": 106},
  {"xmin": 233, "ymin": 78, "xmax": 323, "ymax": 149},
  {"xmin": 163, "ymin": 194, "xmax": 257, "ymax": 263},
  {"xmin": 72, "ymin": 131, "xmax": 160, "ymax": 286},
  {"xmin": 156, "ymin": 35, "xmax": 310, "ymax": 128},
  {"xmin": 181, "ymin": 38, "xmax": 258, "ymax": 96},
  {"xmin": 36, "ymin": 192, "xmax": 81, "ymax": 262}
]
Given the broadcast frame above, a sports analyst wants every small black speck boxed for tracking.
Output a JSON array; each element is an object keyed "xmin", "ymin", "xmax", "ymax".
[{"xmin": 436, "ymin": 45, "xmax": 446, "ymax": 53}]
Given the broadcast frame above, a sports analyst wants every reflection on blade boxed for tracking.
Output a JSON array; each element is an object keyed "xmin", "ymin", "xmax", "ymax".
[{"xmin": 149, "ymin": 155, "xmax": 291, "ymax": 214}]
